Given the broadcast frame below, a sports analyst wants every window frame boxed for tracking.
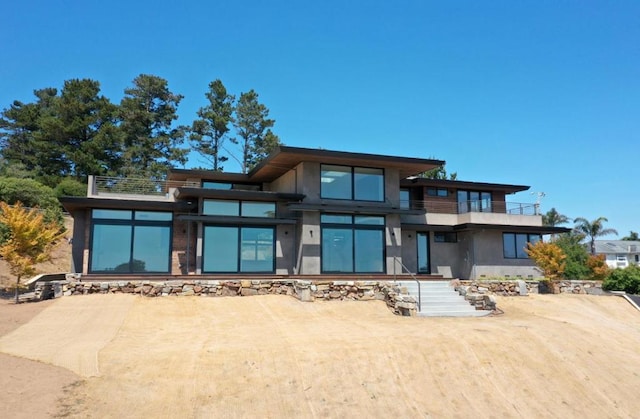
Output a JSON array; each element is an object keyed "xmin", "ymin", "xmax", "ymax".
[
  {"xmin": 320, "ymin": 214, "xmax": 386, "ymax": 273},
  {"xmin": 89, "ymin": 209, "xmax": 173, "ymax": 274},
  {"xmin": 202, "ymin": 225, "xmax": 276, "ymax": 273},
  {"xmin": 434, "ymin": 232, "xmax": 457, "ymax": 243},
  {"xmin": 320, "ymin": 164, "xmax": 385, "ymax": 202},
  {"xmin": 457, "ymin": 190, "xmax": 492, "ymax": 213},
  {"xmin": 502, "ymin": 232, "xmax": 542, "ymax": 259},
  {"xmin": 202, "ymin": 199, "xmax": 276, "ymax": 218},
  {"xmin": 426, "ymin": 188, "xmax": 449, "ymax": 197}
]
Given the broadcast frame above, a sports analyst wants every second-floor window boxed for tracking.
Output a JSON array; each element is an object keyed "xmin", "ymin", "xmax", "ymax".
[
  {"xmin": 203, "ymin": 200, "xmax": 276, "ymax": 217},
  {"xmin": 457, "ymin": 190, "xmax": 492, "ymax": 213},
  {"xmin": 321, "ymin": 165, "xmax": 384, "ymax": 201}
]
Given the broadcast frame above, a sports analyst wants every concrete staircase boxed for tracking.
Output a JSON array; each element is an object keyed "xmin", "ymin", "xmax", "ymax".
[{"xmin": 396, "ymin": 280, "xmax": 491, "ymax": 317}]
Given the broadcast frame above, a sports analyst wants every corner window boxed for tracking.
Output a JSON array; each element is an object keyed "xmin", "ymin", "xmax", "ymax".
[
  {"xmin": 503, "ymin": 233, "xmax": 541, "ymax": 259},
  {"xmin": 434, "ymin": 232, "xmax": 457, "ymax": 243},
  {"xmin": 90, "ymin": 210, "xmax": 172, "ymax": 273},
  {"xmin": 321, "ymin": 165, "xmax": 384, "ymax": 202}
]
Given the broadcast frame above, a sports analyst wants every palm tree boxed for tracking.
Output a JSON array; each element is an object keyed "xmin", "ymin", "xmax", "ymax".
[
  {"xmin": 543, "ymin": 208, "xmax": 570, "ymax": 227},
  {"xmin": 543, "ymin": 208, "xmax": 570, "ymax": 241},
  {"xmin": 573, "ymin": 217, "xmax": 618, "ymax": 255},
  {"xmin": 622, "ymin": 231, "xmax": 639, "ymax": 241}
]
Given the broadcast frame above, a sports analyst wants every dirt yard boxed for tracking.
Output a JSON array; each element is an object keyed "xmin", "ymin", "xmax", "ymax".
[{"xmin": 1, "ymin": 293, "xmax": 640, "ymax": 418}]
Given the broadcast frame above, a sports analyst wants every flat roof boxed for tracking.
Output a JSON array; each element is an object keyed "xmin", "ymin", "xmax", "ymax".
[
  {"xmin": 249, "ymin": 146, "xmax": 444, "ymax": 182},
  {"xmin": 400, "ymin": 178, "xmax": 530, "ymax": 194}
]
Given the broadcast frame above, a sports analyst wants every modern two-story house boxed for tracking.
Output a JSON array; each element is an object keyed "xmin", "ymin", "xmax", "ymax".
[{"xmin": 60, "ymin": 146, "xmax": 568, "ymax": 280}]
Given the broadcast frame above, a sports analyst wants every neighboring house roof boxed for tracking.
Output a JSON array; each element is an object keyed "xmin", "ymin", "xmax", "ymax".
[
  {"xmin": 594, "ymin": 240, "xmax": 640, "ymax": 254},
  {"xmin": 400, "ymin": 178, "xmax": 530, "ymax": 194}
]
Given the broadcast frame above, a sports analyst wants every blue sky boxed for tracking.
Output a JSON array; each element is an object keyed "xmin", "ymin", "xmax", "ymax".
[{"xmin": 1, "ymin": 0, "xmax": 638, "ymax": 238}]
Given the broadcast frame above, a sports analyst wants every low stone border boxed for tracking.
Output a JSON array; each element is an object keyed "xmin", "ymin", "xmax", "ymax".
[
  {"xmin": 35, "ymin": 280, "xmax": 419, "ymax": 316},
  {"xmin": 453, "ymin": 279, "xmax": 605, "ymax": 310}
]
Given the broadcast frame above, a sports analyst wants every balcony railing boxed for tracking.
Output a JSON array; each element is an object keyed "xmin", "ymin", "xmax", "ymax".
[
  {"xmin": 92, "ymin": 176, "xmax": 200, "ymax": 197},
  {"xmin": 399, "ymin": 199, "xmax": 539, "ymax": 216}
]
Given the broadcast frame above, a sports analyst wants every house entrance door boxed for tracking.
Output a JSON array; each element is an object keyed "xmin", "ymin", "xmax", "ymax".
[{"xmin": 417, "ymin": 232, "xmax": 430, "ymax": 274}]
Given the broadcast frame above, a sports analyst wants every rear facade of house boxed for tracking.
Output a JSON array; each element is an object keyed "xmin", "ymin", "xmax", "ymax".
[{"xmin": 61, "ymin": 146, "xmax": 565, "ymax": 280}]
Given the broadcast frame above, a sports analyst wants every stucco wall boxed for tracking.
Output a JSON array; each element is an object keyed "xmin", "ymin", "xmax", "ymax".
[
  {"xmin": 267, "ymin": 168, "xmax": 297, "ymax": 194},
  {"xmin": 299, "ymin": 211, "xmax": 321, "ymax": 274},
  {"xmin": 276, "ymin": 224, "xmax": 296, "ymax": 274},
  {"xmin": 466, "ymin": 230, "xmax": 541, "ymax": 279}
]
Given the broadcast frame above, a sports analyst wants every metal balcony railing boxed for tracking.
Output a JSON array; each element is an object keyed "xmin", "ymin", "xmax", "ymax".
[
  {"xmin": 92, "ymin": 176, "xmax": 200, "ymax": 197},
  {"xmin": 399, "ymin": 199, "xmax": 539, "ymax": 216}
]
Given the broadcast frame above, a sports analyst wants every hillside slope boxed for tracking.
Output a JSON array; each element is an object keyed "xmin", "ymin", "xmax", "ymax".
[{"xmin": 1, "ymin": 293, "xmax": 640, "ymax": 418}]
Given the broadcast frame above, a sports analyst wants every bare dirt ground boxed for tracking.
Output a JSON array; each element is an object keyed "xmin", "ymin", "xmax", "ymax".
[
  {"xmin": 0, "ymin": 298, "xmax": 79, "ymax": 419},
  {"xmin": 1, "ymin": 293, "xmax": 640, "ymax": 418}
]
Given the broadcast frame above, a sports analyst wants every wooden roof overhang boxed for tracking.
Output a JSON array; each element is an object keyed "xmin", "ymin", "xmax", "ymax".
[
  {"xmin": 174, "ymin": 187, "xmax": 305, "ymax": 202},
  {"xmin": 59, "ymin": 197, "xmax": 196, "ymax": 213},
  {"xmin": 452, "ymin": 224, "xmax": 572, "ymax": 234},
  {"xmin": 167, "ymin": 169, "xmax": 250, "ymax": 183},
  {"xmin": 400, "ymin": 223, "xmax": 571, "ymax": 234},
  {"xmin": 400, "ymin": 178, "xmax": 530, "ymax": 194},
  {"xmin": 249, "ymin": 146, "xmax": 444, "ymax": 182}
]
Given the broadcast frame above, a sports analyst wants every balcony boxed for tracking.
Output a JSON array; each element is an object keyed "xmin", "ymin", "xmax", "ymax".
[
  {"xmin": 400, "ymin": 199, "xmax": 539, "ymax": 215},
  {"xmin": 88, "ymin": 175, "xmax": 200, "ymax": 201},
  {"xmin": 400, "ymin": 199, "xmax": 542, "ymax": 227}
]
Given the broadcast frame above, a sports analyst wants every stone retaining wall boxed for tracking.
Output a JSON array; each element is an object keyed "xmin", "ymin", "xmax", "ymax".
[
  {"xmin": 457, "ymin": 279, "xmax": 604, "ymax": 295},
  {"xmin": 456, "ymin": 280, "xmax": 540, "ymax": 296},
  {"xmin": 35, "ymin": 280, "xmax": 418, "ymax": 316},
  {"xmin": 453, "ymin": 279, "xmax": 605, "ymax": 311}
]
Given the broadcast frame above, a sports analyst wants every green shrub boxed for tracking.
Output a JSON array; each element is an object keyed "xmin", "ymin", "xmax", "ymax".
[
  {"xmin": 602, "ymin": 265, "xmax": 640, "ymax": 294},
  {"xmin": 54, "ymin": 178, "xmax": 87, "ymax": 197},
  {"xmin": 0, "ymin": 177, "xmax": 65, "ymax": 244}
]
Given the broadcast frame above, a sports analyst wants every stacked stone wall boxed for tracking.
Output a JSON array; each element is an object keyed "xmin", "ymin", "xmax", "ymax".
[{"xmin": 35, "ymin": 279, "xmax": 418, "ymax": 316}]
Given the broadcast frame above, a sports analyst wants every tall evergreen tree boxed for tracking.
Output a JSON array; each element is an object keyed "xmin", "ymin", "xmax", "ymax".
[
  {"xmin": 55, "ymin": 79, "xmax": 123, "ymax": 179},
  {"xmin": 119, "ymin": 74, "xmax": 187, "ymax": 178},
  {"xmin": 190, "ymin": 79, "xmax": 234, "ymax": 171},
  {"xmin": 0, "ymin": 88, "xmax": 58, "ymax": 183},
  {"xmin": 0, "ymin": 81, "xmax": 121, "ymax": 185},
  {"xmin": 232, "ymin": 90, "xmax": 280, "ymax": 173}
]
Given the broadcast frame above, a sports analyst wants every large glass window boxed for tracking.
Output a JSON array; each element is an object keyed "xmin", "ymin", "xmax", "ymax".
[
  {"xmin": 321, "ymin": 165, "xmax": 384, "ymax": 202},
  {"xmin": 203, "ymin": 200, "xmax": 275, "ymax": 218},
  {"xmin": 203, "ymin": 226, "xmax": 275, "ymax": 273},
  {"xmin": 90, "ymin": 210, "xmax": 172, "ymax": 273},
  {"xmin": 241, "ymin": 202, "xmax": 276, "ymax": 218},
  {"xmin": 203, "ymin": 200, "xmax": 240, "ymax": 216},
  {"xmin": 457, "ymin": 190, "xmax": 492, "ymax": 213},
  {"xmin": 354, "ymin": 167, "xmax": 384, "ymax": 201},
  {"xmin": 321, "ymin": 214, "xmax": 385, "ymax": 273},
  {"xmin": 503, "ymin": 233, "xmax": 542, "ymax": 259}
]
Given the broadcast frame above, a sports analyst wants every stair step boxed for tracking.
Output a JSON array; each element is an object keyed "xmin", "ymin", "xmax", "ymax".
[
  {"xmin": 418, "ymin": 310, "xmax": 492, "ymax": 318},
  {"xmin": 395, "ymin": 280, "xmax": 487, "ymax": 318}
]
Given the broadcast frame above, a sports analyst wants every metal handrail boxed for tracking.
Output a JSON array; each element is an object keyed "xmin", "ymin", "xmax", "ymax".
[
  {"xmin": 93, "ymin": 176, "xmax": 200, "ymax": 196},
  {"xmin": 392, "ymin": 257, "xmax": 421, "ymax": 311},
  {"xmin": 398, "ymin": 199, "xmax": 539, "ymax": 216}
]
